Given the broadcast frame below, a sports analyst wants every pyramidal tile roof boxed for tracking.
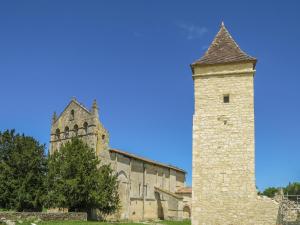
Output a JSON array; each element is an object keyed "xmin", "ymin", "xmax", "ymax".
[{"xmin": 192, "ymin": 22, "xmax": 257, "ymax": 66}]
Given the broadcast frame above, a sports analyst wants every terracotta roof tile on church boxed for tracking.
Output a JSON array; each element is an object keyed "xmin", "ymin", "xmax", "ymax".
[
  {"xmin": 176, "ymin": 186, "xmax": 192, "ymax": 194},
  {"xmin": 109, "ymin": 148, "xmax": 186, "ymax": 173},
  {"xmin": 192, "ymin": 22, "xmax": 257, "ymax": 66}
]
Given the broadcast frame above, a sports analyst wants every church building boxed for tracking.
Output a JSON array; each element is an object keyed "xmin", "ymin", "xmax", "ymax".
[{"xmin": 50, "ymin": 98, "xmax": 191, "ymax": 221}]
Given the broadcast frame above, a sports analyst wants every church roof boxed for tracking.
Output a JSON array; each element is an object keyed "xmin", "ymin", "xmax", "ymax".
[
  {"xmin": 176, "ymin": 186, "xmax": 192, "ymax": 194},
  {"xmin": 110, "ymin": 148, "xmax": 186, "ymax": 173},
  {"xmin": 192, "ymin": 22, "xmax": 256, "ymax": 67}
]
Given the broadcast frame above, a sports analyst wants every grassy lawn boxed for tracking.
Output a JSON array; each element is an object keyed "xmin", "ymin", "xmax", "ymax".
[
  {"xmin": 13, "ymin": 220, "xmax": 191, "ymax": 225},
  {"xmin": 160, "ymin": 220, "xmax": 191, "ymax": 225},
  {"xmin": 24, "ymin": 222, "xmax": 139, "ymax": 225}
]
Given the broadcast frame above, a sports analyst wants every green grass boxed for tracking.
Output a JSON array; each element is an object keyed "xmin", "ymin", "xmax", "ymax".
[
  {"xmin": 34, "ymin": 222, "xmax": 138, "ymax": 225},
  {"xmin": 160, "ymin": 220, "xmax": 191, "ymax": 225},
  {"xmin": 18, "ymin": 222, "xmax": 142, "ymax": 225}
]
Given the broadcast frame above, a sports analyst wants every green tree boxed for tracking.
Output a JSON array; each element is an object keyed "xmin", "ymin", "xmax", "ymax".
[
  {"xmin": 284, "ymin": 182, "xmax": 300, "ymax": 195},
  {"xmin": 262, "ymin": 187, "xmax": 279, "ymax": 198},
  {"xmin": 0, "ymin": 129, "xmax": 47, "ymax": 211},
  {"xmin": 46, "ymin": 138, "xmax": 119, "ymax": 217}
]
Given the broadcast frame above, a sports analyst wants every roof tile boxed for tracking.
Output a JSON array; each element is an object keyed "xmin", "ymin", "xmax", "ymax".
[{"xmin": 192, "ymin": 22, "xmax": 256, "ymax": 66}]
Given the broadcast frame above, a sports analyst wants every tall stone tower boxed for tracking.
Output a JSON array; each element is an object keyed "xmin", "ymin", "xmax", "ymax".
[{"xmin": 191, "ymin": 23, "xmax": 278, "ymax": 225}]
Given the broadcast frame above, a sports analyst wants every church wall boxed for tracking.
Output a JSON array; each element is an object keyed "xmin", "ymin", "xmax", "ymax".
[
  {"xmin": 129, "ymin": 199, "xmax": 143, "ymax": 221},
  {"xmin": 130, "ymin": 159, "xmax": 144, "ymax": 199},
  {"xmin": 169, "ymin": 170, "xmax": 177, "ymax": 193},
  {"xmin": 175, "ymin": 172, "xmax": 185, "ymax": 190},
  {"xmin": 110, "ymin": 151, "xmax": 188, "ymax": 221},
  {"xmin": 145, "ymin": 164, "xmax": 158, "ymax": 200}
]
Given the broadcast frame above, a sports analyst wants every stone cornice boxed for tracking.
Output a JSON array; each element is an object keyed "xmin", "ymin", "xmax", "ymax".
[
  {"xmin": 192, "ymin": 69, "xmax": 256, "ymax": 78},
  {"xmin": 50, "ymin": 132, "xmax": 96, "ymax": 143}
]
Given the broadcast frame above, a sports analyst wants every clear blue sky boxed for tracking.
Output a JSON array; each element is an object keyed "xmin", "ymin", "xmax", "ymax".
[{"xmin": 0, "ymin": 0, "xmax": 299, "ymax": 190}]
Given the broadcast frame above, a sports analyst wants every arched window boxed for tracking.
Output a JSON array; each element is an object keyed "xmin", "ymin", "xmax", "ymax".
[
  {"xmin": 83, "ymin": 122, "xmax": 88, "ymax": 134},
  {"xmin": 74, "ymin": 124, "xmax": 79, "ymax": 136},
  {"xmin": 102, "ymin": 134, "xmax": 105, "ymax": 140},
  {"xmin": 183, "ymin": 205, "xmax": 191, "ymax": 219},
  {"xmin": 64, "ymin": 126, "xmax": 69, "ymax": 138},
  {"xmin": 55, "ymin": 128, "xmax": 60, "ymax": 140},
  {"xmin": 70, "ymin": 109, "xmax": 75, "ymax": 120}
]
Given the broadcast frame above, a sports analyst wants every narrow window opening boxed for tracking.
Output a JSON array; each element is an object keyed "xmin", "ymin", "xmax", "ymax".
[
  {"xmin": 83, "ymin": 122, "xmax": 88, "ymax": 134},
  {"xmin": 65, "ymin": 126, "xmax": 69, "ymax": 138},
  {"xmin": 223, "ymin": 94, "xmax": 230, "ymax": 103},
  {"xmin": 70, "ymin": 110, "xmax": 75, "ymax": 120},
  {"xmin": 55, "ymin": 128, "xmax": 60, "ymax": 140},
  {"xmin": 102, "ymin": 134, "xmax": 105, "ymax": 140},
  {"xmin": 74, "ymin": 124, "xmax": 79, "ymax": 136}
]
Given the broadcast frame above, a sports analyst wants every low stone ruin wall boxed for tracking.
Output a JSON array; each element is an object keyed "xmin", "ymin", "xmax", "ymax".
[
  {"xmin": 0, "ymin": 212, "xmax": 87, "ymax": 221},
  {"xmin": 277, "ymin": 197, "xmax": 300, "ymax": 225}
]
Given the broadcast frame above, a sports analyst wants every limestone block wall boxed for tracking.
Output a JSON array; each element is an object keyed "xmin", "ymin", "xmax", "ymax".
[
  {"xmin": 170, "ymin": 170, "xmax": 177, "ymax": 193},
  {"xmin": 129, "ymin": 199, "xmax": 144, "ymax": 221},
  {"xmin": 106, "ymin": 151, "xmax": 185, "ymax": 221},
  {"xmin": 176, "ymin": 172, "xmax": 185, "ymax": 190},
  {"xmin": 0, "ymin": 212, "xmax": 87, "ymax": 221},
  {"xmin": 177, "ymin": 192, "xmax": 191, "ymax": 219},
  {"xmin": 50, "ymin": 100, "xmax": 109, "ymax": 156},
  {"xmin": 192, "ymin": 63, "xmax": 279, "ymax": 225}
]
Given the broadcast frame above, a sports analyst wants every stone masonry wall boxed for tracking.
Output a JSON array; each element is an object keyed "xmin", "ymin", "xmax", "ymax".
[
  {"xmin": 50, "ymin": 99, "xmax": 109, "ymax": 156},
  {"xmin": 0, "ymin": 212, "xmax": 87, "ymax": 221},
  {"xmin": 192, "ymin": 63, "xmax": 279, "ymax": 225},
  {"xmin": 109, "ymin": 152, "xmax": 187, "ymax": 221}
]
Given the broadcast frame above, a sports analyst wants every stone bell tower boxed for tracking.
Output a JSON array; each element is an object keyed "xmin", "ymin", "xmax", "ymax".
[
  {"xmin": 50, "ymin": 98, "xmax": 109, "ymax": 158},
  {"xmin": 191, "ymin": 23, "xmax": 278, "ymax": 225}
]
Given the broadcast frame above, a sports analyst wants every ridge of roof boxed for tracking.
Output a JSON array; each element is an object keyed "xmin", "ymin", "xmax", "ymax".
[
  {"xmin": 192, "ymin": 22, "xmax": 257, "ymax": 66},
  {"xmin": 109, "ymin": 148, "xmax": 186, "ymax": 173}
]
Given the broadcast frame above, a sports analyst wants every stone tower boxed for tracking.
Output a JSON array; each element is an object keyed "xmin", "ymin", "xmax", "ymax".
[
  {"xmin": 191, "ymin": 23, "xmax": 278, "ymax": 225},
  {"xmin": 50, "ymin": 98, "xmax": 109, "ymax": 158}
]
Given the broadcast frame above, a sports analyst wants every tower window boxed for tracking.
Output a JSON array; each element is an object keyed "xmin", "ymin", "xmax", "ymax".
[
  {"xmin": 102, "ymin": 134, "xmax": 105, "ymax": 140},
  {"xmin": 65, "ymin": 126, "xmax": 69, "ymax": 138},
  {"xmin": 83, "ymin": 122, "xmax": 88, "ymax": 134},
  {"xmin": 70, "ymin": 110, "xmax": 75, "ymax": 120},
  {"xmin": 74, "ymin": 124, "xmax": 79, "ymax": 136},
  {"xmin": 223, "ymin": 94, "xmax": 230, "ymax": 103},
  {"xmin": 55, "ymin": 128, "xmax": 60, "ymax": 140}
]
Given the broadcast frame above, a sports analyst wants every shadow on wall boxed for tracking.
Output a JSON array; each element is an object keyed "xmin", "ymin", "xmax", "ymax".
[{"xmin": 155, "ymin": 192, "xmax": 164, "ymax": 220}]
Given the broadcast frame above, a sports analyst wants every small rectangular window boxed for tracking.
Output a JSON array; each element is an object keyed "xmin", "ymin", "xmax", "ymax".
[{"xmin": 223, "ymin": 94, "xmax": 230, "ymax": 103}]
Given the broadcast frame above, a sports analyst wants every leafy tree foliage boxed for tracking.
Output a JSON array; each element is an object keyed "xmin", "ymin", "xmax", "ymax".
[
  {"xmin": 46, "ymin": 138, "xmax": 119, "ymax": 216},
  {"xmin": 284, "ymin": 182, "xmax": 300, "ymax": 195},
  {"xmin": 0, "ymin": 130, "xmax": 47, "ymax": 211},
  {"xmin": 262, "ymin": 187, "xmax": 279, "ymax": 198},
  {"xmin": 261, "ymin": 182, "xmax": 300, "ymax": 198}
]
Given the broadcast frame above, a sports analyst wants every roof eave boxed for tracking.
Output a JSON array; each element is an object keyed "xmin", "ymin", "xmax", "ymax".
[
  {"xmin": 109, "ymin": 148, "xmax": 186, "ymax": 173},
  {"xmin": 191, "ymin": 58, "xmax": 257, "ymax": 69}
]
